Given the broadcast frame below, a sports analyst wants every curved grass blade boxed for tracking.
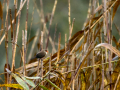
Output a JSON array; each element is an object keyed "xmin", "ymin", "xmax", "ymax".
[
  {"xmin": 45, "ymin": 78, "xmax": 60, "ymax": 90},
  {"xmin": 94, "ymin": 43, "xmax": 120, "ymax": 57},
  {"xmin": 39, "ymin": 85, "xmax": 49, "ymax": 90}
]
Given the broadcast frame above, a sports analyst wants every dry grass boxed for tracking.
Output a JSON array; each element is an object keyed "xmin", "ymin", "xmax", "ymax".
[{"xmin": 0, "ymin": 0, "xmax": 120, "ymax": 90}]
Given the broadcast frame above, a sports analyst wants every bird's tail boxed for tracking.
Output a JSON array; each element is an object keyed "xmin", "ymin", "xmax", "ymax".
[{"xmin": 30, "ymin": 57, "xmax": 36, "ymax": 60}]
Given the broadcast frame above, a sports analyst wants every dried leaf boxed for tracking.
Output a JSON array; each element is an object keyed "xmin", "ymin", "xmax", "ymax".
[
  {"xmin": 26, "ymin": 36, "xmax": 36, "ymax": 45},
  {"xmin": 54, "ymin": 70, "xmax": 65, "ymax": 79},
  {"xmin": 65, "ymin": 72, "xmax": 71, "ymax": 86},
  {"xmin": 95, "ymin": 43, "xmax": 120, "ymax": 57},
  {"xmin": 0, "ymin": 84, "xmax": 23, "ymax": 89},
  {"xmin": 112, "ymin": 0, "xmax": 120, "ymax": 21},
  {"xmin": 80, "ymin": 70, "xmax": 86, "ymax": 90}
]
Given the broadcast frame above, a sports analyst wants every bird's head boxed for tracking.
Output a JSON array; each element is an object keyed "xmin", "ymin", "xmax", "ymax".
[{"xmin": 45, "ymin": 49, "xmax": 48, "ymax": 54}]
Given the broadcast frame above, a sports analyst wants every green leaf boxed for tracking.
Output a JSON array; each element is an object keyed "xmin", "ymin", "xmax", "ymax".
[
  {"xmin": 21, "ymin": 76, "xmax": 35, "ymax": 88},
  {"xmin": 39, "ymin": 85, "xmax": 49, "ymax": 90},
  {"xmin": 11, "ymin": 73, "xmax": 29, "ymax": 90},
  {"xmin": 6, "ymin": 69, "xmax": 29, "ymax": 90},
  {"xmin": 45, "ymin": 78, "xmax": 61, "ymax": 90}
]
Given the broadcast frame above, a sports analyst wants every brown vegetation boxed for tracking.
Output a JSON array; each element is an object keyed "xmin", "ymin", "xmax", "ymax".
[{"xmin": 0, "ymin": 0, "xmax": 120, "ymax": 90}]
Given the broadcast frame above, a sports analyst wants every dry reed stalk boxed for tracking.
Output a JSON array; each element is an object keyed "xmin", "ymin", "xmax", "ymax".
[
  {"xmin": 109, "ymin": 1, "xmax": 113, "ymax": 90},
  {"xmin": 68, "ymin": 0, "xmax": 71, "ymax": 39},
  {"xmin": 83, "ymin": 2, "xmax": 91, "ymax": 82},
  {"xmin": 39, "ymin": 0, "xmax": 48, "ymax": 53},
  {"xmin": 39, "ymin": 0, "xmax": 46, "ymax": 35},
  {"xmin": 66, "ymin": 0, "xmax": 71, "ymax": 79},
  {"xmin": 40, "ymin": 31, "xmax": 43, "ymax": 85},
  {"xmin": 71, "ymin": 18, "xmax": 75, "ymax": 35},
  {"xmin": 102, "ymin": 0, "xmax": 107, "ymax": 40},
  {"xmin": 24, "ymin": 0, "xmax": 29, "ymax": 73},
  {"xmin": 68, "ymin": 0, "xmax": 118, "ymax": 87},
  {"xmin": 2, "ymin": 0, "xmax": 118, "ymax": 87},
  {"xmin": 100, "ymin": 6, "xmax": 104, "ymax": 89},
  {"xmin": 113, "ymin": 73, "xmax": 120, "ymax": 90},
  {"xmin": 56, "ymin": 33, "xmax": 61, "ymax": 69},
  {"xmin": 71, "ymin": 19, "xmax": 75, "ymax": 90},
  {"xmin": 0, "ymin": 1, "xmax": 4, "ymax": 38},
  {"xmin": 0, "ymin": 0, "xmax": 27, "ymax": 45},
  {"xmin": 101, "ymin": 49, "xmax": 104, "ymax": 90},
  {"xmin": 13, "ymin": 0, "xmax": 17, "ymax": 42},
  {"xmin": 91, "ymin": 0, "xmax": 96, "ymax": 89},
  {"xmin": 5, "ymin": 0, "xmax": 9, "ymax": 88},
  {"xmin": 92, "ymin": 45, "xmax": 96, "ymax": 90},
  {"xmin": 9, "ymin": 9, "xmax": 13, "ymax": 41},
  {"xmin": 40, "ymin": 31, "xmax": 43, "ymax": 49},
  {"xmin": 62, "ymin": 58, "xmax": 120, "ymax": 75},
  {"xmin": 102, "ymin": 0, "xmax": 112, "ymax": 89},
  {"xmin": 85, "ymin": 1, "xmax": 91, "ymax": 87},
  {"xmin": 90, "ymin": 0, "xmax": 117, "ymax": 30},
  {"xmin": 71, "ymin": 53, "xmax": 76, "ymax": 90},
  {"xmin": 9, "ymin": 8, "xmax": 15, "ymax": 75},
  {"xmin": 65, "ymin": 34, "xmax": 67, "ymax": 59},
  {"xmin": 11, "ymin": 0, "xmax": 22, "ymax": 75},
  {"xmin": 69, "ymin": 41, "xmax": 94, "ymax": 87},
  {"xmin": 49, "ymin": 54, "xmax": 52, "ymax": 80},
  {"xmin": 22, "ymin": 30, "xmax": 26, "ymax": 76},
  {"xmin": 82, "ymin": 0, "xmax": 91, "ymax": 30},
  {"xmin": 81, "ymin": 2, "xmax": 91, "ymax": 88},
  {"xmin": 61, "ymin": 34, "xmax": 67, "ymax": 74}
]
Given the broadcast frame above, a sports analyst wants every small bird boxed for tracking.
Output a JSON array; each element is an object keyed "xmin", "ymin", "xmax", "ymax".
[{"xmin": 31, "ymin": 49, "xmax": 48, "ymax": 60}]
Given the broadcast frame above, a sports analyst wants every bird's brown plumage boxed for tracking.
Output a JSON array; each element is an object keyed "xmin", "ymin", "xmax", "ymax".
[{"xmin": 30, "ymin": 49, "xmax": 48, "ymax": 60}]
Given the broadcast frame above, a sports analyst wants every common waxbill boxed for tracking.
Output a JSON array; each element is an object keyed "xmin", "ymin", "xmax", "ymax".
[{"xmin": 31, "ymin": 49, "xmax": 48, "ymax": 60}]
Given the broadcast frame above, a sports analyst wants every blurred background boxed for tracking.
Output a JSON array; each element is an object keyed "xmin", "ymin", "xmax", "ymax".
[{"xmin": 0, "ymin": 0, "xmax": 120, "ymax": 84}]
